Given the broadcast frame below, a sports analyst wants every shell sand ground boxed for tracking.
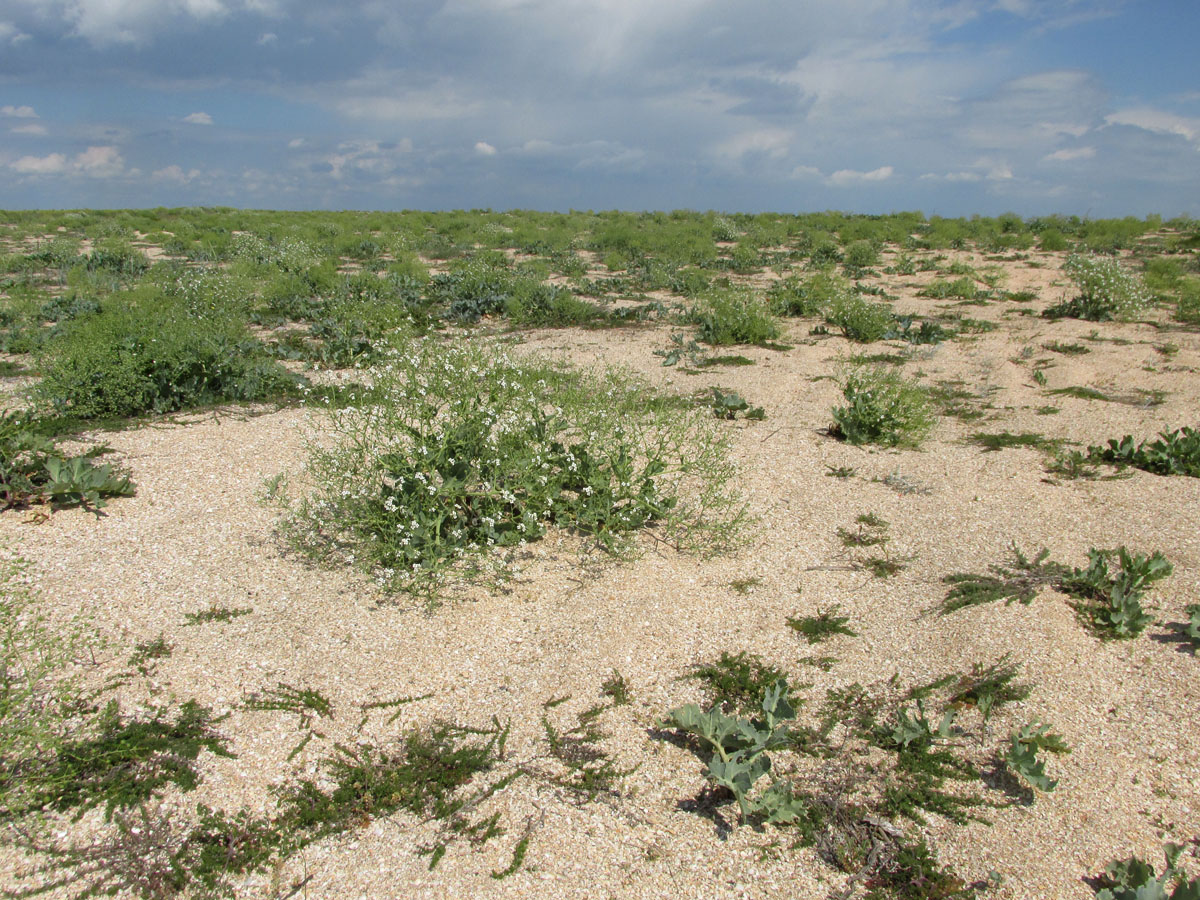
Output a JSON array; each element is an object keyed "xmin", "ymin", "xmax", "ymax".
[{"xmin": 1, "ymin": 219, "xmax": 1198, "ymax": 899}]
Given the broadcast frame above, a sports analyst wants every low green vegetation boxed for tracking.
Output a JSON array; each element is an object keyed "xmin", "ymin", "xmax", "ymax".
[
  {"xmin": 0, "ymin": 410, "xmax": 133, "ymax": 511},
  {"xmin": 687, "ymin": 286, "xmax": 781, "ymax": 346},
  {"xmin": 826, "ymin": 291, "xmax": 894, "ymax": 342},
  {"xmin": 0, "ymin": 207, "xmax": 1196, "ymax": 898},
  {"xmin": 1091, "ymin": 844, "xmax": 1200, "ymax": 900},
  {"xmin": 663, "ymin": 642, "xmax": 1068, "ymax": 898},
  {"xmin": 830, "ymin": 366, "xmax": 934, "ymax": 448},
  {"xmin": 942, "ymin": 544, "xmax": 1172, "ymax": 639},
  {"xmin": 786, "ymin": 606, "xmax": 857, "ymax": 643},
  {"xmin": 1087, "ymin": 426, "xmax": 1200, "ymax": 477},
  {"xmin": 276, "ymin": 338, "xmax": 744, "ymax": 594},
  {"xmin": 36, "ymin": 285, "xmax": 303, "ymax": 420}
]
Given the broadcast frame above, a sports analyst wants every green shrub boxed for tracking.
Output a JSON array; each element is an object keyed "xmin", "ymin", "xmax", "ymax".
[
  {"xmin": 767, "ymin": 272, "xmax": 847, "ymax": 318},
  {"xmin": 278, "ymin": 339, "xmax": 743, "ymax": 593},
  {"xmin": 842, "ymin": 239, "xmax": 879, "ymax": 270},
  {"xmin": 36, "ymin": 289, "xmax": 302, "ymax": 419},
  {"xmin": 1174, "ymin": 278, "xmax": 1200, "ymax": 324},
  {"xmin": 918, "ymin": 277, "xmax": 979, "ymax": 300},
  {"xmin": 1038, "ymin": 229, "xmax": 1069, "ymax": 252},
  {"xmin": 826, "ymin": 292, "xmax": 894, "ymax": 343},
  {"xmin": 503, "ymin": 282, "xmax": 604, "ymax": 327},
  {"xmin": 831, "ymin": 366, "xmax": 933, "ymax": 448},
  {"xmin": 1045, "ymin": 254, "xmax": 1151, "ymax": 321},
  {"xmin": 809, "ymin": 239, "xmax": 842, "ymax": 266},
  {"xmin": 727, "ymin": 242, "xmax": 761, "ymax": 273},
  {"xmin": 688, "ymin": 287, "xmax": 781, "ymax": 346}
]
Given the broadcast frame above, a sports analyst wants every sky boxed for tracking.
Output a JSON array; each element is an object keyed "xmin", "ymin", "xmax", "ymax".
[{"xmin": 0, "ymin": 0, "xmax": 1197, "ymax": 216}]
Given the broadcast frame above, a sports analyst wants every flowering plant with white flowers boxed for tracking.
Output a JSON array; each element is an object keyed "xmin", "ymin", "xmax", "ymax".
[
  {"xmin": 1048, "ymin": 254, "xmax": 1151, "ymax": 321},
  {"xmin": 277, "ymin": 338, "xmax": 744, "ymax": 594}
]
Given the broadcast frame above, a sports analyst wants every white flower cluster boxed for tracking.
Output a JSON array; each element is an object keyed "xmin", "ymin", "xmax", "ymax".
[{"xmin": 1064, "ymin": 253, "xmax": 1151, "ymax": 319}]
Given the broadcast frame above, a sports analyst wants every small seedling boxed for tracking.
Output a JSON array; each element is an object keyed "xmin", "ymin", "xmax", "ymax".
[
  {"xmin": 183, "ymin": 605, "xmax": 252, "ymax": 625},
  {"xmin": 1003, "ymin": 722, "xmax": 1070, "ymax": 794},
  {"xmin": 787, "ymin": 606, "xmax": 857, "ymax": 644},
  {"xmin": 686, "ymin": 651, "xmax": 794, "ymax": 715},
  {"xmin": 127, "ymin": 636, "xmax": 172, "ymax": 675},
  {"xmin": 824, "ymin": 464, "xmax": 855, "ymax": 479},
  {"xmin": 710, "ymin": 388, "xmax": 765, "ymax": 420},
  {"xmin": 1184, "ymin": 605, "xmax": 1200, "ymax": 653},
  {"xmin": 838, "ymin": 513, "xmax": 889, "ymax": 548},
  {"xmin": 1043, "ymin": 341, "xmax": 1090, "ymax": 355},
  {"xmin": 838, "ymin": 514, "xmax": 913, "ymax": 578},
  {"xmin": 969, "ymin": 431, "xmax": 1061, "ymax": 453},
  {"xmin": 947, "ymin": 655, "xmax": 1030, "ymax": 723},
  {"xmin": 600, "ymin": 669, "xmax": 632, "ymax": 706},
  {"xmin": 243, "ymin": 682, "xmax": 333, "ymax": 723},
  {"xmin": 942, "ymin": 546, "xmax": 1066, "ymax": 613},
  {"xmin": 730, "ymin": 576, "xmax": 763, "ymax": 594}
]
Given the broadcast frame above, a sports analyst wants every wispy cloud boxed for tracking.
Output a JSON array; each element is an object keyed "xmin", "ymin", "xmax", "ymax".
[
  {"xmin": 182, "ymin": 111, "xmax": 214, "ymax": 125},
  {"xmin": 1105, "ymin": 108, "xmax": 1199, "ymax": 144},
  {"xmin": 1043, "ymin": 146, "xmax": 1095, "ymax": 161},
  {"xmin": 828, "ymin": 165, "xmax": 894, "ymax": 186}
]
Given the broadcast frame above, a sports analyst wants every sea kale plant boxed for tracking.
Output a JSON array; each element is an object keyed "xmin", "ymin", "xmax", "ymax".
[
  {"xmin": 278, "ymin": 338, "xmax": 743, "ymax": 594},
  {"xmin": 830, "ymin": 365, "xmax": 934, "ymax": 448}
]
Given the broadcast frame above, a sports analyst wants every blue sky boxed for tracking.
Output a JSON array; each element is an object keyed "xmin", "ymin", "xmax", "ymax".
[{"xmin": 0, "ymin": 0, "xmax": 1197, "ymax": 215}]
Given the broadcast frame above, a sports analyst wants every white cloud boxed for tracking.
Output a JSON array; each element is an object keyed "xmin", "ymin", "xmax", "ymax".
[
  {"xmin": 715, "ymin": 128, "xmax": 792, "ymax": 160},
  {"xmin": 319, "ymin": 139, "xmax": 412, "ymax": 179},
  {"xmin": 966, "ymin": 156, "xmax": 1014, "ymax": 180},
  {"xmin": 183, "ymin": 111, "xmax": 214, "ymax": 125},
  {"xmin": 63, "ymin": 0, "xmax": 227, "ymax": 45},
  {"xmin": 257, "ymin": 31, "xmax": 276, "ymax": 45},
  {"xmin": 1, "ymin": 105, "xmax": 38, "ymax": 118},
  {"xmin": 74, "ymin": 145, "xmax": 125, "ymax": 176},
  {"xmin": 1043, "ymin": 146, "xmax": 1095, "ymax": 162},
  {"xmin": 9, "ymin": 145, "xmax": 124, "ymax": 178},
  {"xmin": 11, "ymin": 153, "xmax": 68, "ymax": 174},
  {"xmin": 1104, "ymin": 108, "xmax": 1199, "ymax": 144},
  {"xmin": 11, "ymin": 123, "xmax": 47, "ymax": 135},
  {"xmin": 15, "ymin": 0, "xmax": 278, "ymax": 46},
  {"xmin": 474, "ymin": 141, "xmax": 497, "ymax": 156},
  {"xmin": 919, "ymin": 171, "xmax": 982, "ymax": 182},
  {"xmin": 331, "ymin": 73, "xmax": 485, "ymax": 121},
  {"xmin": 152, "ymin": 164, "xmax": 202, "ymax": 182},
  {"xmin": 790, "ymin": 164, "xmax": 822, "ymax": 180},
  {"xmin": 829, "ymin": 165, "xmax": 894, "ymax": 185},
  {"xmin": 0, "ymin": 21, "xmax": 31, "ymax": 43},
  {"xmin": 287, "ymin": 137, "xmax": 305, "ymax": 148}
]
